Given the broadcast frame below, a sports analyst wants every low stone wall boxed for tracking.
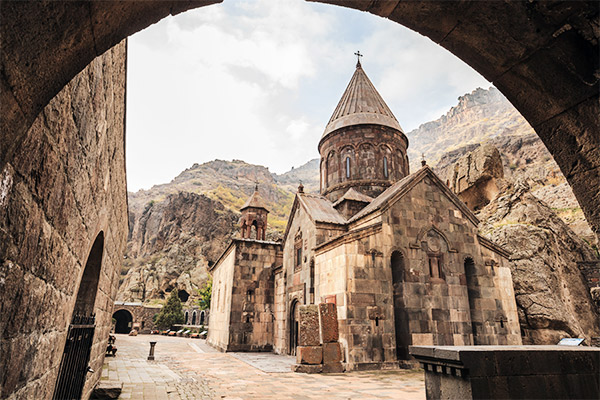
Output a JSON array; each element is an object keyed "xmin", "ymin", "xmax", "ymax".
[{"xmin": 410, "ymin": 345, "xmax": 600, "ymax": 399}]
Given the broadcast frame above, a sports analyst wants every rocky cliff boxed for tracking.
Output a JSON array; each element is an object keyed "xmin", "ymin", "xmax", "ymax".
[
  {"xmin": 118, "ymin": 192, "xmax": 238, "ymax": 303},
  {"xmin": 406, "ymin": 87, "xmax": 533, "ymax": 171},
  {"xmin": 478, "ymin": 180, "xmax": 600, "ymax": 344}
]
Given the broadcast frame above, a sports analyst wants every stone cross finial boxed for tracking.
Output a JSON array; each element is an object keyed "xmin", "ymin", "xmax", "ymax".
[
  {"xmin": 354, "ymin": 51, "xmax": 363, "ymax": 67},
  {"xmin": 298, "ymin": 180, "xmax": 304, "ymax": 193},
  {"xmin": 421, "ymin": 153, "xmax": 427, "ymax": 167},
  {"xmin": 254, "ymin": 180, "xmax": 259, "ymax": 191}
]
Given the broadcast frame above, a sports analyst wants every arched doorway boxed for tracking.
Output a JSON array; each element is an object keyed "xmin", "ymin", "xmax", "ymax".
[
  {"xmin": 289, "ymin": 300, "xmax": 299, "ymax": 356},
  {"xmin": 112, "ymin": 309, "xmax": 133, "ymax": 334},
  {"xmin": 184, "ymin": 311, "xmax": 189, "ymax": 324},
  {"xmin": 391, "ymin": 250, "xmax": 409, "ymax": 360},
  {"xmin": 200, "ymin": 310, "xmax": 206, "ymax": 326},
  {"xmin": 191, "ymin": 311, "xmax": 197, "ymax": 325},
  {"xmin": 53, "ymin": 232, "xmax": 104, "ymax": 400}
]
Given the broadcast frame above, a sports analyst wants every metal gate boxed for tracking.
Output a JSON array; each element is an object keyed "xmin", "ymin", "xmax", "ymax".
[{"xmin": 52, "ymin": 314, "xmax": 96, "ymax": 400}]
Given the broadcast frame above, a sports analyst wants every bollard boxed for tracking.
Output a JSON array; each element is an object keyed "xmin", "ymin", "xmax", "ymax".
[{"xmin": 148, "ymin": 341, "xmax": 157, "ymax": 360}]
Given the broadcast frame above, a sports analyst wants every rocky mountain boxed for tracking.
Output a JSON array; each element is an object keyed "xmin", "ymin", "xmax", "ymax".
[
  {"xmin": 118, "ymin": 192, "xmax": 238, "ymax": 303},
  {"xmin": 119, "ymin": 159, "xmax": 319, "ymax": 302},
  {"xmin": 406, "ymin": 87, "xmax": 534, "ymax": 171}
]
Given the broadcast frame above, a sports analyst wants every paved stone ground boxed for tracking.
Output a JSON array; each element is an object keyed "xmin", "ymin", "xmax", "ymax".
[{"xmin": 100, "ymin": 334, "xmax": 425, "ymax": 400}]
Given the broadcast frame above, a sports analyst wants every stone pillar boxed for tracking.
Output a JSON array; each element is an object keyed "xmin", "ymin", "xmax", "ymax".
[
  {"xmin": 293, "ymin": 305, "xmax": 323, "ymax": 373},
  {"xmin": 319, "ymin": 303, "xmax": 344, "ymax": 373}
]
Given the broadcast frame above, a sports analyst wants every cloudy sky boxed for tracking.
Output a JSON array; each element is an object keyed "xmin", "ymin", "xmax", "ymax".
[{"xmin": 126, "ymin": 0, "xmax": 491, "ymax": 192}]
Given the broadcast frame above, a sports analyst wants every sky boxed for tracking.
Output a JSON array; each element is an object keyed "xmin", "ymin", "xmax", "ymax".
[{"xmin": 126, "ymin": 0, "xmax": 491, "ymax": 192}]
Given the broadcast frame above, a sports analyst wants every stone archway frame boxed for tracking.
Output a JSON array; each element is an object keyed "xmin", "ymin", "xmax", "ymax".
[
  {"xmin": 410, "ymin": 225, "xmax": 458, "ymax": 253},
  {"xmin": 1, "ymin": 1, "xmax": 597, "ymax": 237}
]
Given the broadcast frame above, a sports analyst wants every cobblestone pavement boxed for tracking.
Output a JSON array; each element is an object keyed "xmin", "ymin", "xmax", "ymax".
[{"xmin": 100, "ymin": 334, "xmax": 425, "ymax": 400}]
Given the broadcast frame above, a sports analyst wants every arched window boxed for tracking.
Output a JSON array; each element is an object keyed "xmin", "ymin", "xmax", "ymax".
[
  {"xmin": 383, "ymin": 156, "xmax": 389, "ymax": 178},
  {"xmin": 345, "ymin": 157, "xmax": 351, "ymax": 178}
]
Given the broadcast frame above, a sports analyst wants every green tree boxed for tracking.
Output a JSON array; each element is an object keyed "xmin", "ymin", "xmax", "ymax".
[
  {"xmin": 198, "ymin": 278, "xmax": 212, "ymax": 310},
  {"xmin": 153, "ymin": 289, "xmax": 184, "ymax": 330}
]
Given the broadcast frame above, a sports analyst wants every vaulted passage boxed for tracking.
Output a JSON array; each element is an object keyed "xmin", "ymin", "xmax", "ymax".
[{"xmin": 112, "ymin": 310, "xmax": 133, "ymax": 334}]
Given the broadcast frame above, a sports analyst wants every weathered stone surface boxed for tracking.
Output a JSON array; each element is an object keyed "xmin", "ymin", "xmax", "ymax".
[
  {"xmin": 446, "ymin": 144, "xmax": 504, "ymax": 211},
  {"xmin": 323, "ymin": 342, "xmax": 342, "ymax": 364},
  {"xmin": 292, "ymin": 364, "xmax": 323, "ymax": 374},
  {"xmin": 322, "ymin": 362, "xmax": 345, "ymax": 374},
  {"xmin": 319, "ymin": 303, "xmax": 339, "ymax": 343},
  {"xmin": 0, "ymin": 42, "xmax": 128, "ymax": 399},
  {"xmin": 298, "ymin": 305, "xmax": 320, "ymax": 346},
  {"xmin": 296, "ymin": 345, "xmax": 323, "ymax": 365},
  {"xmin": 478, "ymin": 180, "xmax": 600, "ymax": 344}
]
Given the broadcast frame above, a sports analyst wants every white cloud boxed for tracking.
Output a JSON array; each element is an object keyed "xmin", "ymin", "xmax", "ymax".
[{"xmin": 126, "ymin": 0, "xmax": 492, "ymax": 191}]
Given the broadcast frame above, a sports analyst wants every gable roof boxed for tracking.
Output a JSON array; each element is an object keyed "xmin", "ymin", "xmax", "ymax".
[
  {"xmin": 348, "ymin": 165, "xmax": 480, "ymax": 226},
  {"xmin": 332, "ymin": 188, "xmax": 374, "ymax": 207},
  {"xmin": 283, "ymin": 192, "xmax": 346, "ymax": 242},
  {"xmin": 321, "ymin": 63, "xmax": 403, "ymax": 141}
]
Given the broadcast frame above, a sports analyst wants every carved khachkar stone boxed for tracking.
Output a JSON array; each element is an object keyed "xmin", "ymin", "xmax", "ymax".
[
  {"xmin": 296, "ymin": 345, "xmax": 323, "ymax": 365},
  {"xmin": 319, "ymin": 303, "xmax": 339, "ymax": 343},
  {"xmin": 298, "ymin": 305, "xmax": 320, "ymax": 346}
]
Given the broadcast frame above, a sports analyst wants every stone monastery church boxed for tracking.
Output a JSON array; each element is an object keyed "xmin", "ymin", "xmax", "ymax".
[{"xmin": 207, "ymin": 59, "xmax": 522, "ymax": 371}]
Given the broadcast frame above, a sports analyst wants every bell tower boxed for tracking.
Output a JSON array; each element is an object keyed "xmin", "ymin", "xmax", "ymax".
[{"xmin": 240, "ymin": 185, "xmax": 269, "ymax": 240}]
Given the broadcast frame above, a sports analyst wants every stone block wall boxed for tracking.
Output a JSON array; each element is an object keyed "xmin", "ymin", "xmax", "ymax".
[
  {"xmin": 0, "ymin": 42, "xmax": 128, "ymax": 399},
  {"xmin": 209, "ymin": 239, "xmax": 281, "ymax": 352},
  {"xmin": 112, "ymin": 303, "xmax": 161, "ymax": 334},
  {"xmin": 207, "ymin": 245, "xmax": 236, "ymax": 351},
  {"xmin": 227, "ymin": 240, "xmax": 279, "ymax": 351}
]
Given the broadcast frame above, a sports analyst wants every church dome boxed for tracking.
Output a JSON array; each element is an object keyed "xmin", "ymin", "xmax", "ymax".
[
  {"xmin": 318, "ymin": 57, "xmax": 410, "ymax": 203},
  {"xmin": 321, "ymin": 60, "xmax": 404, "ymax": 142}
]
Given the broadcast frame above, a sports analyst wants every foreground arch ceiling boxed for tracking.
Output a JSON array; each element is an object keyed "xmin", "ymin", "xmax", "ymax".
[{"xmin": 1, "ymin": 0, "xmax": 598, "ymax": 236}]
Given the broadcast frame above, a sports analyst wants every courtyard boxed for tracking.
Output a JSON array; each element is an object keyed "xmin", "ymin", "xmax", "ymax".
[{"xmin": 100, "ymin": 334, "xmax": 425, "ymax": 400}]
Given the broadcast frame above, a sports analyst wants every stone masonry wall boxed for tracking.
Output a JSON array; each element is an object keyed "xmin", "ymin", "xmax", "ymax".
[
  {"xmin": 319, "ymin": 125, "xmax": 408, "ymax": 202},
  {"xmin": 226, "ymin": 240, "xmax": 280, "ymax": 351},
  {"xmin": 0, "ymin": 42, "xmax": 128, "ymax": 399},
  {"xmin": 207, "ymin": 246, "xmax": 236, "ymax": 351}
]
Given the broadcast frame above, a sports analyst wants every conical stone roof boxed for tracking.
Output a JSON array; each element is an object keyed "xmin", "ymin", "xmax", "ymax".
[
  {"xmin": 241, "ymin": 186, "xmax": 269, "ymax": 212},
  {"xmin": 322, "ymin": 61, "xmax": 403, "ymax": 140}
]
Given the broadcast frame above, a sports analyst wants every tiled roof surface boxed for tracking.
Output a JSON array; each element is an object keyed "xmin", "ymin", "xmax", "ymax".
[
  {"xmin": 332, "ymin": 188, "xmax": 374, "ymax": 206},
  {"xmin": 298, "ymin": 193, "xmax": 347, "ymax": 224},
  {"xmin": 241, "ymin": 189, "xmax": 268, "ymax": 211},
  {"xmin": 322, "ymin": 63, "xmax": 403, "ymax": 139}
]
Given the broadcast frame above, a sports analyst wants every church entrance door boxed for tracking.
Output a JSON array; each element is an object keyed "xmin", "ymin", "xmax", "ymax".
[{"xmin": 289, "ymin": 300, "xmax": 299, "ymax": 356}]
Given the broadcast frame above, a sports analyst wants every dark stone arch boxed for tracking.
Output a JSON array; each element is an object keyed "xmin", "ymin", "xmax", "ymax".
[
  {"xmin": 2, "ymin": 1, "xmax": 597, "ymax": 236},
  {"xmin": 200, "ymin": 310, "xmax": 206, "ymax": 325},
  {"xmin": 184, "ymin": 311, "xmax": 189, "ymax": 324},
  {"xmin": 191, "ymin": 311, "xmax": 197, "ymax": 325},
  {"xmin": 112, "ymin": 309, "xmax": 133, "ymax": 334}
]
